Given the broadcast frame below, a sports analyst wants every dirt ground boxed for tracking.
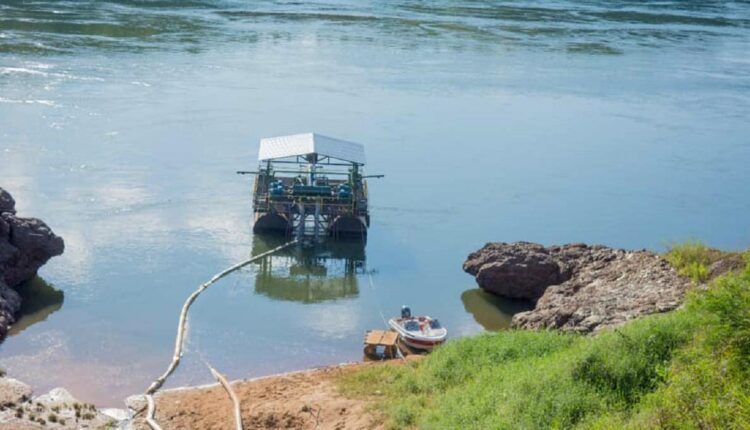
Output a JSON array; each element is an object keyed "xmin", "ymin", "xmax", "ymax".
[{"xmin": 132, "ymin": 362, "xmax": 389, "ymax": 430}]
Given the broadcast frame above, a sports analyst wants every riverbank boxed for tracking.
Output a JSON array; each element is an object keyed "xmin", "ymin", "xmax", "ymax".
[
  {"xmin": 1, "ymin": 241, "xmax": 746, "ymax": 429},
  {"xmin": 0, "ymin": 360, "xmax": 417, "ymax": 429},
  {"xmin": 126, "ymin": 361, "xmax": 404, "ymax": 430},
  {"xmin": 129, "ymin": 242, "xmax": 748, "ymax": 429},
  {"xmin": 340, "ymin": 244, "xmax": 750, "ymax": 429}
]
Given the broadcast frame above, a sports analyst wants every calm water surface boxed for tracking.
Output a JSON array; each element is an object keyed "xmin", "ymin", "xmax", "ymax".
[{"xmin": 1, "ymin": 1, "xmax": 749, "ymax": 406}]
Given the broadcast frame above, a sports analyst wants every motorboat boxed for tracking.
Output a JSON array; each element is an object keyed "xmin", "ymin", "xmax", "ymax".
[{"xmin": 388, "ymin": 306, "xmax": 447, "ymax": 351}]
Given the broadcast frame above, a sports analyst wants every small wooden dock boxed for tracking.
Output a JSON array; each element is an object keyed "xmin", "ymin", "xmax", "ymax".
[
  {"xmin": 363, "ymin": 330, "xmax": 400, "ymax": 359},
  {"xmin": 363, "ymin": 329, "xmax": 429, "ymax": 360}
]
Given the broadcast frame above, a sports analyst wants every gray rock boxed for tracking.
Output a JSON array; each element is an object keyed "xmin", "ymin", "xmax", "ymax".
[
  {"xmin": 1, "ymin": 213, "xmax": 65, "ymax": 287},
  {"xmin": 124, "ymin": 394, "xmax": 147, "ymax": 413},
  {"xmin": 0, "ymin": 187, "xmax": 64, "ymax": 339},
  {"xmin": 101, "ymin": 408, "xmax": 129, "ymax": 421},
  {"xmin": 463, "ymin": 242, "xmax": 571, "ymax": 300},
  {"xmin": 708, "ymin": 255, "xmax": 746, "ymax": 279},
  {"xmin": 464, "ymin": 242, "xmax": 692, "ymax": 333},
  {"xmin": 24, "ymin": 387, "xmax": 118, "ymax": 429},
  {"xmin": 34, "ymin": 387, "xmax": 78, "ymax": 407},
  {"xmin": 0, "ymin": 377, "xmax": 32, "ymax": 405},
  {"xmin": 0, "ymin": 188, "xmax": 15, "ymax": 215}
]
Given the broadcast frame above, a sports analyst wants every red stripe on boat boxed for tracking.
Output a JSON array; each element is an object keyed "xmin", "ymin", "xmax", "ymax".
[{"xmin": 404, "ymin": 337, "xmax": 442, "ymax": 346}]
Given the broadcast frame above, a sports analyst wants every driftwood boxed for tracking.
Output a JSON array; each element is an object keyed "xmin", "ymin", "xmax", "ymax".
[{"xmin": 144, "ymin": 240, "xmax": 297, "ymax": 430}]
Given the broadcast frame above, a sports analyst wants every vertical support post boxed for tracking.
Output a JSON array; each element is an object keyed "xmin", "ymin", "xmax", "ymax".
[
  {"xmin": 309, "ymin": 153, "xmax": 318, "ymax": 186},
  {"xmin": 352, "ymin": 163, "xmax": 360, "ymax": 214},
  {"xmin": 265, "ymin": 160, "xmax": 272, "ymax": 189},
  {"xmin": 314, "ymin": 198, "xmax": 321, "ymax": 242},
  {"xmin": 297, "ymin": 201, "xmax": 305, "ymax": 240}
]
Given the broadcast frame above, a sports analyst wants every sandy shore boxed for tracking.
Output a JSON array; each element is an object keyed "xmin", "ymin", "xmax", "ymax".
[{"xmin": 130, "ymin": 361, "xmax": 394, "ymax": 430}]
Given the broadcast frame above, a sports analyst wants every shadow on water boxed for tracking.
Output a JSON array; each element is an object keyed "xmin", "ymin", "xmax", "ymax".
[
  {"xmin": 461, "ymin": 288, "xmax": 533, "ymax": 331},
  {"xmin": 7, "ymin": 276, "xmax": 64, "ymax": 337},
  {"xmin": 250, "ymin": 235, "xmax": 367, "ymax": 303}
]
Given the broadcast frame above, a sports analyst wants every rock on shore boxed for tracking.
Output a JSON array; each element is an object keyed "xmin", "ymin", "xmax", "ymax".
[
  {"xmin": 463, "ymin": 242, "xmax": 692, "ymax": 333},
  {"xmin": 0, "ymin": 378, "xmax": 119, "ymax": 429},
  {"xmin": 0, "ymin": 187, "xmax": 64, "ymax": 338}
]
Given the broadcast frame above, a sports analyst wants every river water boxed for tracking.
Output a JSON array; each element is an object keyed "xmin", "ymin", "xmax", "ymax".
[{"xmin": 0, "ymin": 1, "xmax": 748, "ymax": 406}]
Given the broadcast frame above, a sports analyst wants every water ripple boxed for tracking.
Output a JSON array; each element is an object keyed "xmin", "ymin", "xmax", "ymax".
[{"xmin": 0, "ymin": 1, "xmax": 746, "ymax": 55}]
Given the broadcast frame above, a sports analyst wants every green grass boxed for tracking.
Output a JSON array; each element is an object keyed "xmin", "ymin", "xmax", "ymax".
[
  {"xmin": 340, "ymin": 249, "xmax": 750, "ymax": 429},
  {"xmin": 663, "ymin": 240, "xmax": 740, "ymax": 283}
]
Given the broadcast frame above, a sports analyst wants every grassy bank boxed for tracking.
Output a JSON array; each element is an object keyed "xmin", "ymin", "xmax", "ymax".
[{"xmin": 340, "ymin": 244, "xmax": 750, "ymax": 429}]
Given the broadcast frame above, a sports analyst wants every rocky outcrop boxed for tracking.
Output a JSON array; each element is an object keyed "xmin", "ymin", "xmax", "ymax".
[
  {"xmin": 708, "ymin": 254, "xmax": 746, "ymax": 279},
  {"xmin": 0, "ymin": 187, "xmax": 64, "ymax": 338},
  {"xmin": 0, "ymin": 381, "xmax": 119, "ymax": 428},
  {"xmin": 464, "ymin": 242, "xmax": 692, "ymax": 333},
  {"xmin": 0, "ymin": 377, "xmax": 32, "ymax": 405},
  {"xmin": 463, "ymin": 242, "xmax": 576, "ymax": 300}
]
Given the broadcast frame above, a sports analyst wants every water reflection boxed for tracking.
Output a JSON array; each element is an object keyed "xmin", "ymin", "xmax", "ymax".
[
  {"xmin": 251, "ymin": 235, "xmax": 366, "ymax": 303},
  {"xmin": 7, "ymin": 277, "xmax": 64, "ymax": 337},
  {"xmin": 460, "ymin": 289, "xmax": 533, "ymax": 331}
]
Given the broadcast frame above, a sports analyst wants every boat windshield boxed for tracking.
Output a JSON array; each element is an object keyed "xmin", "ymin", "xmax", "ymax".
[
  {"xmin": 429, "ymin": 319, "xmax": 442, "ymax": 329},
  {"xmin": 404, "ymin": 320, "xmax": 420, "ymax": 331}
]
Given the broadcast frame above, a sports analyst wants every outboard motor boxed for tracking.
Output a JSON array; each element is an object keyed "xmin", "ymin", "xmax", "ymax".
[{"xmin": 401, "ymin": 305, "xmax": 411, "ymax": 319}]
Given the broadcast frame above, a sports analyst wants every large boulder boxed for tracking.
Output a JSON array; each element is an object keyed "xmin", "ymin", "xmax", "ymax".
[
  {"xmin": 0, "ymin": 187, "xmax": 64, "ymax": 338},
  {"xmin": 0, "ymin": 215, "xmax": 65, "ymax": 287},
  {"xmin": 464, "ymin": 242, "xmax": 692, "ymax": 333},
  {"xmin": 463, "ymin": 242, "xmax": 572, "ymax": 300},
  {"xmin": 0, "ymin": 188, "xmax": 64, "ymax": 288}
]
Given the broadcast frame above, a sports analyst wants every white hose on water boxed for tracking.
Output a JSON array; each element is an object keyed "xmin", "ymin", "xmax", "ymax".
[{"xmin": 143, "ymin": 239, "xmax": 297, "ymax": 429}]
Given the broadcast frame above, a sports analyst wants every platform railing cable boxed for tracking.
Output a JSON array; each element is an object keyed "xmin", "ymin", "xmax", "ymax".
[
  {"xmin": 367, "ymin": 274, "xmax": 407, "ymax": 362},
  {"xmin": 143, "ymin": 239, "xmax": 298, "ymax": 430},
  {"xmin": 368, "ymin": 274, "xmax": 389, "ymax": 330}
]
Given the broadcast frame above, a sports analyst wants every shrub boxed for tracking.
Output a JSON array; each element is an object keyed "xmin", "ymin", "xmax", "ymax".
[
  {"xmin": 665, "ymin": 241, "xmax": 728, "ymax": 282},
  {"xmin": 681, "ymin": 261, "xmax": 709, "ymax": 283}
]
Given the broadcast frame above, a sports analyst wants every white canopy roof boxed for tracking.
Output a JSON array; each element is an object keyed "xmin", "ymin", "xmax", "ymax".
[{"xmin": 258, "ymin": 133, "xmax": 366, "ymax": 164}]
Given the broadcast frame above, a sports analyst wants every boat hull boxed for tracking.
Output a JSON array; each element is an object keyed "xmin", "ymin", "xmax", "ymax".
[{"xmin": 400, "ymin": 335, "xmax": 445, "ymax": 351}]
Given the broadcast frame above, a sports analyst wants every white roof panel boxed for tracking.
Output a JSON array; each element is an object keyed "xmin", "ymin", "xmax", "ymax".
[{"xmin": 258, "ymin": 133, "xmax": 366, "ymax": 164}]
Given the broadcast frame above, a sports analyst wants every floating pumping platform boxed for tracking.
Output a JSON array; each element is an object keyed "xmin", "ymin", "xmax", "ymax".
[{"xmin": 238, "ymin": 133, "xmax": 382, "ymax": 244}]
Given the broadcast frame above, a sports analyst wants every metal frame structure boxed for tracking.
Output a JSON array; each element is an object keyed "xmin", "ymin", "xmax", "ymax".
[{"xmin": 239, "ymin": 133, "xmax": 382, "ymax": 244}]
